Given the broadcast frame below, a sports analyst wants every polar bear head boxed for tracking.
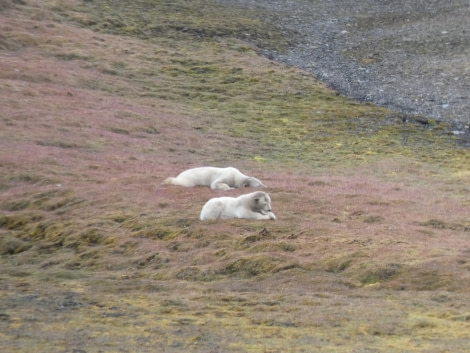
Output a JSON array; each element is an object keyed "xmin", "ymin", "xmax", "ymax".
[
  {"xmin": 249, "ymin": 191, "xmax": 273, "ymax": 215},
  {"xmin": 239, "ymin": 177, "xmax": 266, "ymax": 189}
]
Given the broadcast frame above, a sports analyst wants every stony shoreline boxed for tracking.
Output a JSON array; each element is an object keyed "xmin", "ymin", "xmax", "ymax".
[{"xmin": 235, "ymin": 0, "xmax": 470, "ymax": 143}]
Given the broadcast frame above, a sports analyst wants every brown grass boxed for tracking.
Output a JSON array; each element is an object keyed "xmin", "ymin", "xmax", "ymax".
[{"xmin": 1, "ymin": 1, "xmax": 470, "ymax": 352}]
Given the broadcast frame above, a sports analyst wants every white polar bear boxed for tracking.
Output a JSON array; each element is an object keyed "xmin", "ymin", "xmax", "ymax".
[
  {"xmin": 163, "ymin": 167, "xmax": 266, "ymax": 191},
  {"xmin": 200, "ymin": 191, "xmax": 276, "ymax": 220}
]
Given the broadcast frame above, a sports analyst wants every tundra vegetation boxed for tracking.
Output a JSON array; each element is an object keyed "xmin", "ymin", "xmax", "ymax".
[{"xmin": 1, "ymin": 0, "xmax": 470, "ymax": 352}]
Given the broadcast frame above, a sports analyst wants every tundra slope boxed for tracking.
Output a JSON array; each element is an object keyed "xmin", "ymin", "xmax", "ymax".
[{"xmin": 233, "ymin": 0, "xmax": 470, "ymax": 143}]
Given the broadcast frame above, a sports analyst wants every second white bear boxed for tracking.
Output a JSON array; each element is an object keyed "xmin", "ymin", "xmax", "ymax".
[
  {"xmin": 200, "ymin": 191, "xmax": 276, "ymax": 220},
  {"xmin": 163, "ymin": 166, "xmax": 266, "ymax": 191}
]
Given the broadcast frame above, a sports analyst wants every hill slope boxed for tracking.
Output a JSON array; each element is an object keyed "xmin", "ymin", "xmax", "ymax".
[{"xmin": 1, "ymin": 1, "xmax": 470, "ymax": 352}]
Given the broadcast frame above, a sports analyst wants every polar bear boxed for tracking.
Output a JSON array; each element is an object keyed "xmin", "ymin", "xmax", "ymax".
[
  {"xmin": 200, "ymin": 191, "xmax": 276, "ymax": 220},
  {"xmin": 163, "ymin": 167, "xmax": 266, "ymax": 191}
]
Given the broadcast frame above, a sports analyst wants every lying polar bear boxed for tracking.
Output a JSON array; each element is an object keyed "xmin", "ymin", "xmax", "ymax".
[
  {"xmin": 163, "ymin": 167, "xmax": 266, "ymax": 191},
  {"xmin": 200, "ymin": 191, "xmax": 276, "ymax": 220}
]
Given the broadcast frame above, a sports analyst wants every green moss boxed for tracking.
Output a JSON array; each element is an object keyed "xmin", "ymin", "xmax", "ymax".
[
  {"xmin": 130, "ymin": 224, "xmax": 178, "ymax": 240},
  {"xmin": 1, "ymin": 199, "xmax": 32, "ymax": 211},
  {"xmin": 35, "ymin": 140, "xmax": 82, "ymax": 149},
  {"xmin": 26, "ymin": 221, "xmax": 68, "ymax": 242},
  {"xmin": 66, "ymin": 229, "xmax": 106, "ymax": 248},
  {"xmin": 175, "ymin": 267, "xmax": 216, "ymax": 281},
  {"xmin": 325, "ymin": 258, "xmax": 354, "ymax": 273},
  {"xmin": 420, "ymin": 219, "xmax": 470, "ymax": 232},
  {"xmin": 55, "ymin": 53, "xmax": 92, "ymax": 61},
  {"xmin": 0, "ymin": 213, "xmax": 44, "ymax": 230},
  {"xmin": 364, "ymin": 215, "xmax": 384, "ymax": 223},
  {"xmin": 360, "ymin": 263, "xmax": 402, "ymax": 285},
  {"xmin": 66, "ymin": 0, "xmax": 292, "ymax": 52},
  {"xmin": 5, "ymin": 173, "xmax": 45, "ymax": 185},
  {"xmin": 53, "ymin": 270, "xmax": 88, "ymax": 280},
  {"xmin": 220, "ymin": 255, "xmax": 280, "ymax": 278}
]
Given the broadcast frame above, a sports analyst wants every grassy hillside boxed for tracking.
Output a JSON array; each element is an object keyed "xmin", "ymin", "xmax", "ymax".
[{"xmin": 1, "ymin": 0, "xmax": 470, "ymax": 352}]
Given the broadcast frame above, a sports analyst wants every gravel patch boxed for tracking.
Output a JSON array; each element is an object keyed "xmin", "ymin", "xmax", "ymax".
[{"xmin": 231, "ymin": 0, "xmax": 470, "ymax": 141}]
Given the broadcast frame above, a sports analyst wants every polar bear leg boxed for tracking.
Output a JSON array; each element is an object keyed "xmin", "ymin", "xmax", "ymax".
[
  {"xmin": 210, "ymin": 180, "xmax": 233, "ymax": 190},
  {"xmin": 238, "ymin": 210, "xmax": 276, "ymax": 220},
  {"xmin": 163, "ymin": 175, "xmax": 198, "ymax": 187},
  {"xmin": 162, "ymin": 177, "xmax": 176, "ymax": 185}
]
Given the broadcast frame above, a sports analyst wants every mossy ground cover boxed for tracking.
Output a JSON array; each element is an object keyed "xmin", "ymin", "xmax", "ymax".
[{"xmin": 1, "ymin": 0, "xmax": 470, "ymax": 352}]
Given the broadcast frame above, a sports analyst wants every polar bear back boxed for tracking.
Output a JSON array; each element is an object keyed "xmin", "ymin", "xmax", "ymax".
[
  {"xmin": 200, "ymin": 196, "xmax": 235, "ymax": 220},
  {"xmin": 178, "ymin": 167, "xmax": 230, "ymax": 187}
]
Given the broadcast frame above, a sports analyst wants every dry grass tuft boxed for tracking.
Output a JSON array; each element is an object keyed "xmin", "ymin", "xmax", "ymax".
[{"xmin": 0, "ymin": 234, "xmax": 32, "ymax": 255}]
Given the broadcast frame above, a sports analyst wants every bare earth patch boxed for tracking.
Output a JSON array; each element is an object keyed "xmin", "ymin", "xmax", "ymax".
[{"xmin": 1, "ymin": 1, "xmax": 470, "ymax": 352}]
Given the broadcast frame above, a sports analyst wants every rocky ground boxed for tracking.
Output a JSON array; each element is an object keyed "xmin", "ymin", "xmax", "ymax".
[{"xmin": 234, "ymin": 0, "xmax": 470, "ymax": 141}]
